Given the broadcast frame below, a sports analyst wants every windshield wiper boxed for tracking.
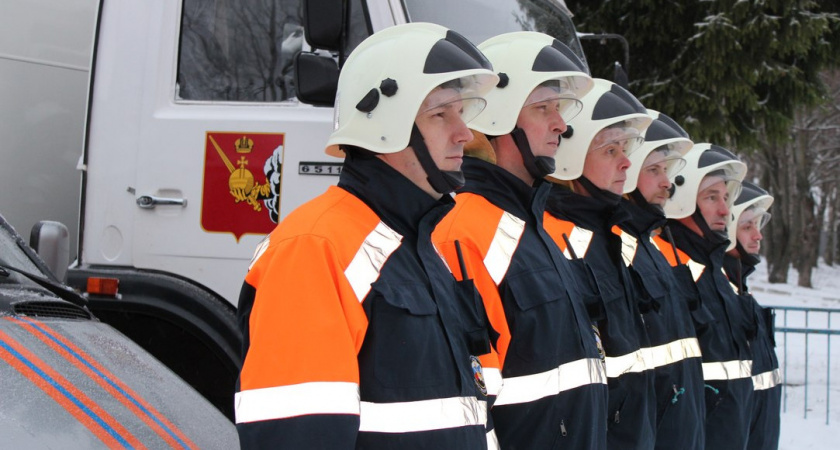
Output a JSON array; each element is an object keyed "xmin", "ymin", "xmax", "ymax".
[{"xmin": 0, "ymin": 263, "xmax": 88, "ymax": 307}]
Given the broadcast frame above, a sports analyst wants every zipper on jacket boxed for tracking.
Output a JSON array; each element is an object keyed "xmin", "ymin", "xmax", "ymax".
[{"xmin": 560, "ymin": 420, "xmax": 568, "ymax": 437}]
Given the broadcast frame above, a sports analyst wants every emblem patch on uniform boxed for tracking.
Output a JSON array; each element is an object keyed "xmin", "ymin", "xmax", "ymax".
[
  {"xmin": 592, "ymin": 324, "xmax": 606, "ymax": 363},
  {"xmin": 201, "ymin": 132, "xmax": 285, "ymax": 241},
  {"xmin": 470, "ymin": 356, "xmax": 487, "ymax": 396}
]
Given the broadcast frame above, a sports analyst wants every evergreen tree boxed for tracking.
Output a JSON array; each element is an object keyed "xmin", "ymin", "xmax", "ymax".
[{"xmin": 567, "ymin": 0, "xmax": 840, "ymax": 149}]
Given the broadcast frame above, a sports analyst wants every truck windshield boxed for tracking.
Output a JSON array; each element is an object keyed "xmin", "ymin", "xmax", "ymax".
[{"xmin": 403, "ymin": 0, "xmax": 587, "ymax": 71}]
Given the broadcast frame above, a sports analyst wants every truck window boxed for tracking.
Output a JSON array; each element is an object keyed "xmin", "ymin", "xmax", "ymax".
[
  {"xmin": 403, "ymin": 0, "xmax": 586, "ymax": 70},
  {"xmin": 176, "ymin": 0, "xmax": 369, "ymax": 102}
]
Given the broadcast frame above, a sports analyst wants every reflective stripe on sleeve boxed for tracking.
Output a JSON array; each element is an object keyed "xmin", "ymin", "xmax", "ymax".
[
  {"xmin": 359, "ymin": 396, "xmax": 487, "ymax": 433},
  {"xmin": 494, "ymin": 358, "xmax": 607, "ymax": 406},
  {"xmin": 483, "ymin": 367, "xmax": 503, "ymax": 396},
  {"xmin": 647, "ymin": 337, "xmax": 702, "ymax": 369},
  {"xmin": 345, "ymin": 221, "xmax": 403, "ymax": 302},
  {"xmin": 563, "ymin": 226, "xmax": 593, "ymax": 260},
  {"xmin": 752, "ymin": 368, "xmax": 781, "ymax": 391},
  {"xmin": 487, "ymin": 428, "xmax": 500, "ymax": 450},
  {"xmin": 606, "ymin": 338, "xmax": 702, "ymax": 378},
  {"xmin": 616, "ymin": 229, "xmax": 638, "ymax": 267},
  {"xmin": 702, "ymin": 360, "xmax": 753, "ymax": 381},
  {"xmin": 235, "ymin": 381, "xmax": 360, "ymax": 424},
  {"xmin": 687, "ymin": 259, "xmax": 705, "ymax": 282},
  {"xmin": 484, "ymin": 212, "xmax": 526, "ymax": 285}
]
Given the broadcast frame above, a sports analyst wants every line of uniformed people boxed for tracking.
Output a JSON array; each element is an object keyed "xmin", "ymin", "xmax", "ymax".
[{"xmin": 235, "ymin": 23, "xmax": 780, "ymax": 450}]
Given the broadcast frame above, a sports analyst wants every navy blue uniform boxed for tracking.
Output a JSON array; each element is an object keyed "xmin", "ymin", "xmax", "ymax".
[
  {"xmin": 545, "ymin": 185, "xmax": 656, "ymax": 450},
  {"xmin": 237, "ymin": 155, "xmax": 493, "ymax": 449},
  {"xmin": 620, "ymin": 199, "xmax": 706, "ymax": 450},
  {"xmin": 665, "ymin": 222, "xmax": 754, "ymax": 450},
  {"xmin": 435, "ymin": 158, "xmax": 609, "ymax": 450},
  {"xmin": 724, "ymin": 253, "xmax": 781, "ymax": 450}
]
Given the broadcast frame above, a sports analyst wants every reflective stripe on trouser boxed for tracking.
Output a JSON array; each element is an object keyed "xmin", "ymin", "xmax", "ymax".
[
  {"xmin": 359, "ymin": 396, "xmax": 488, "ymax": 433},
  {"xmin": 237, "ymin": 383, "xmax": 487, "ymax": 434},
  {"xmin": 235, "ymin": 381, "xmax": 360, "ymax": 423},
  {"xmin": 487, "ymin": 428, "xmax": 500, "ymax": 450},
  {"xmin": 752, "ymin": 368, "xmax": 781, "ymax": 391},
  {"xmin": 702, "ymin": 360, "xmax": 753, "ymax": 381},
  {"xmin": 494, "ymin": 358, "xmax": 606, "ymax": 406},
  {"xmin": 483, "ymin": 367, "xmax": 503, "ymax": 396},
  {"xmin": 606, "ymin": 338, "xmax": 702, "ymax": 378}
]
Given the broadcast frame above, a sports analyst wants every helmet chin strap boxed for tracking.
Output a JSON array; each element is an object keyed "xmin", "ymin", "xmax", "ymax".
[
  {"xmin": 736, "ymin": 241, "xmax": 761, "ymax": 266},
  {"xmin": 630, "ymin": 189, "xmax": 665, "ymax": 216},
  {"xmin": 409, "ymin": 124, "xmax": 465, "ymax": 195},
  {"xmin": 690, "ymin": 208, "xmax": 728, "ymax": 244},
  {"xmin": 577, "ymin": 176, "xmax": 622, "ymax": 206},
  {"xmin": 510, "ymin": 127, "xmax": 555, "ymax": 181}
]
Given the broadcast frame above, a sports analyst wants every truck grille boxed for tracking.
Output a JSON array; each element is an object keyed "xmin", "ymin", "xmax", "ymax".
[{"xmin": 13, "ymin": 301, "xmax": 92, "ymax": 320}]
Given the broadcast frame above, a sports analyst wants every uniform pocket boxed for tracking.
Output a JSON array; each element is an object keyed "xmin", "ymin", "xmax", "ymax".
[
  {"xmin": 690, "ymin": 303, "xmax": 716, "ymax": 334},
  {"xmin": 370, "ymin": 280, "xmax": 449, "ymax": 388},
  {"xmin": 505, "ymin": 268, "xmax": 582, "ymax": 362},
  {"xmin": 629, "ymin": 267, "xmax": 666, "ymax": 313},
  {"xmin": 566, "ymin": 259, "xmax": 605, "ymax": 322}
]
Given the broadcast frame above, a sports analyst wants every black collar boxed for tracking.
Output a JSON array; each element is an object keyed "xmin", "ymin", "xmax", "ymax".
[
  {"xmin": 621, "ymin": 197, "xmax": 666, "ymax": 237},
  {"xmin": 667, "ymin": 219, "xmax": 730, "ymax": 265},
  {"xmin": 545, "ymin": 183, "xmax": 631, "ymax": 231},
  {"xmin": 338, "ymin": 154, "xmax": 453, "ymax": 238},
  {"xmin": 457, "ymin": 156, "xmax": 537, "ymax": 220}
]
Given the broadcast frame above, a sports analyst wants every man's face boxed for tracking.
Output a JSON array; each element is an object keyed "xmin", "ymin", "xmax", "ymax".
[
  {"xmin": 582, "ymin": 127, "xmax": 633, "ymax": 195},
  {"xmin": 696, "ymin": 179, "xmax": 730, "ymax": 231},
  {"xmin": 737, "ymin": 212, "xmax": 764, "ymax": 254},
  {"xmin": 414, "ymin": 87, "xmax": 474, "ymax": 172},
  {"xmin": 515, "ymin": 86, "xmax": 568, "ymax": 159},
  {"xmin": 637, "ymin": 152, "xmax": 672, "ymax": 206}
]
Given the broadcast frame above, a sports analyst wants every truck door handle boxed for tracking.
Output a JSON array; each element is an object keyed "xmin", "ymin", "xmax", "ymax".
[{"xmin": 136, "ymin": 195, "xmax": 188, "ymax": 209}]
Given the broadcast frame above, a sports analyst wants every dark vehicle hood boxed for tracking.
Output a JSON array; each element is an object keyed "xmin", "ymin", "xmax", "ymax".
[{"xmin": 0, "ymin": 289, "xmax": 238, "ymax": 449}]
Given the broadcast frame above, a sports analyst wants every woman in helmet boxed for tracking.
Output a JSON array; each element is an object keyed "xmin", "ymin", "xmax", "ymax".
[
  {"xmin": 723, "ymin": 182, "xmax": 780, "ymax": 450},
  {"xmin": 542, "ymin": 79, "xmax": 657, "ymax": 450},
  {"xmin": 236, "ymin": 23, "xmax": 500, "ymax": 449},
  {"xmin": 617, "ymin": 110, "xmax": 705, "ymax": 450},
  {"xmin": 432, "ymin": 31, "xmax": 609, "ymax": 450},
  {"xmin": 656, "ymin": 143, "xmax": 753, "ymax": 450}
]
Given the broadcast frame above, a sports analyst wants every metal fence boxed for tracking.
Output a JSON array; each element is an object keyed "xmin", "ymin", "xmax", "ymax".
[{"xmin": 774, "ymin": 306, "xmax": 840, "ymax": 425}]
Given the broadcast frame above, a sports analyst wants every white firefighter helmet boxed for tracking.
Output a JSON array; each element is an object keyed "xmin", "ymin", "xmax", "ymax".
[
  {"xmin": 469, "ymin": 31, "xmax": 593, "ymax": 136},
  {"xmin": 727, "ymin": 181, "xmax": 773, "ymax": 251},
  {"xmin": 623, "ymin": 109, "xmax": 693, "ymax": 194},
  {"xmin": 550, "ymin": 78, "xmax": 652, "ymax": 181},
  {"xmin": 325, "ymin": 23, "xmax": 498, "ymax": 157},
  {"xmin": 663, "ymin": 143, "xmax": 747, "ymax": 219}
]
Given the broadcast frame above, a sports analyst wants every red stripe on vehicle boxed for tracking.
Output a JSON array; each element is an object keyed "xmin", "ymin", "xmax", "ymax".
[
  {"xmin": 9, "ymin": 317, "xmax": 198, "ymax": 450},
  {"xmin": 0, "ymin": 329, "xmax": 146, "ymax": 449}
]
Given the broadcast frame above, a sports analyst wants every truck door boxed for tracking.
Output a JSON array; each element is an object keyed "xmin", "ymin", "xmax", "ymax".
[{"xmin": 83, "ymin": 0, "xmax": 368, "ymax": 304}]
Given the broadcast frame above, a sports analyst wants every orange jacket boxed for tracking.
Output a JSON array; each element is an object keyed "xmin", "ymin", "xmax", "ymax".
[
  {"xmin": 237, "ymin": 157, "xmax": 492, "ymax": 449},
  {"xmin": 433, "ymin": 158, "xmax": 607, "ymax": 450}
]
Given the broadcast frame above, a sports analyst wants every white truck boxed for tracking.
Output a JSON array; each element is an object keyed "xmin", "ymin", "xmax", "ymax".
[{"xmin": 4, "ymin": 0, "xmax": 588, "ymax": 419}]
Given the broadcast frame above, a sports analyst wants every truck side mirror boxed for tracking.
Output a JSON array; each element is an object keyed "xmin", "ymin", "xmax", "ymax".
[
  {"xmin": 303, "ymin": 0, "xmax": 344, "ymax": 51},
  {"xmin": 294, "ymin": 52, "xmax": 339, "ymax": 107},
  {"xmin": 30, "ymin": 221, "xmax": 70, "ymax": 282}
]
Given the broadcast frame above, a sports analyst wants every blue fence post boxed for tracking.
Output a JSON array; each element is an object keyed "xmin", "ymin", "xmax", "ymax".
[
  {"xmin": 805, "ymin": 310, "xmax": 809, "ymax": 419},
  {"xmin": 783, "ymin": 308, "xmax": 789, "ymax": 413},
  {"xmin": 774, "ymin": 305, "xmax": 840, "ymax": 425}
]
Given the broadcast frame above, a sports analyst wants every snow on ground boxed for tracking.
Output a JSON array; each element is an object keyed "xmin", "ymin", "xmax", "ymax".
[{"xmin": 748, "ymin": 260, "xmax": 840, "ymax": 450}]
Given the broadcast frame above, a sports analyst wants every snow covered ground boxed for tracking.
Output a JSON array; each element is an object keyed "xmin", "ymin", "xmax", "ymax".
[{"xmin": 749, "ymin": 260, "xmax": 840, "ymax": 450}]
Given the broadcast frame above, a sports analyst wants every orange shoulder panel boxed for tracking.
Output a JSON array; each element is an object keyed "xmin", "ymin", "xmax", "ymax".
[
  {"xmin": 241, "ymin": 186, "xmax": 379, "ymax": 391},
  {"xmin": 434, "ymin": 192, "xmax": 514, "ymax": 367},
  {"xmin": 542, "ymin": 212, "xmax": 576, "ymax": 252},
  {"xmin": 652, "ymin": 234, "xmax": 689, "ymax": 267}
]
